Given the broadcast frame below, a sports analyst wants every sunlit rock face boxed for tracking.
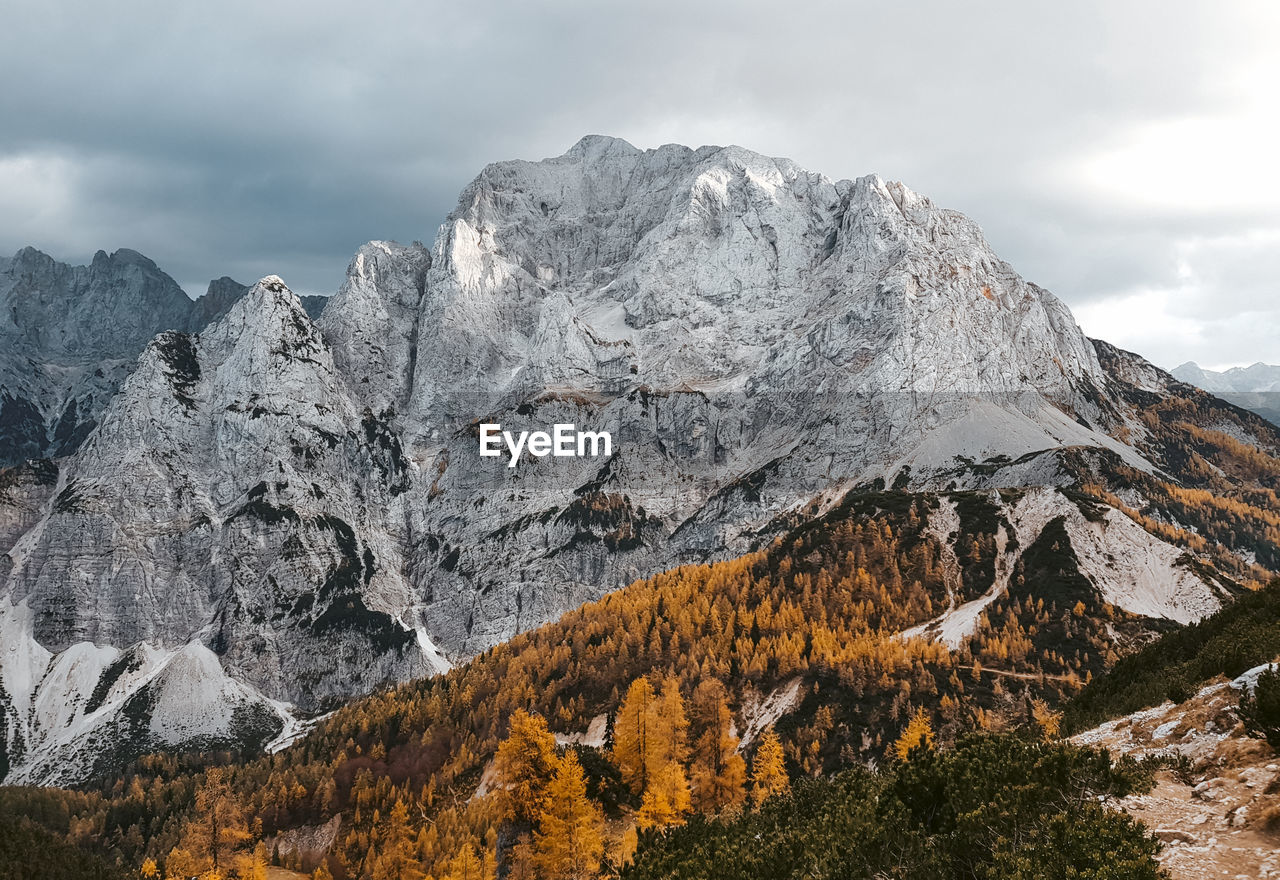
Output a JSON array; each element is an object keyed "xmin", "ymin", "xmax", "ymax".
[{"xmin": 330, "ymin": 135, "xmax": 1130, "ymax": 655}]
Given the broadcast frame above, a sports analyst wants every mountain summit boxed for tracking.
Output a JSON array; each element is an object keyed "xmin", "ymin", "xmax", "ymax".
[
  {"xmin": 1171, "ymin": 361, "xmax": 1280, "ymax": 393},
  {"xmin": 1171, "ymin": 360, "xmax": 1280, "ymax": 425},
  {"xmin": 1, "ymin": 138, "xmax": 1276, "ymax": 783}
]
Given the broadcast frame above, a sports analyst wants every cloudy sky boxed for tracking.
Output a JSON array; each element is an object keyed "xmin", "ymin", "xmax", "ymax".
[{"xmin": 2, "ymin": 1, "xmax": 1276, "ymax": 369}]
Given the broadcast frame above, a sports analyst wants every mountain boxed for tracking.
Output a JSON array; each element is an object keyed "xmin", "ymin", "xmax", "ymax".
[
  {"xmin": 1171, "ymin": 361, "xmax": 1280, "ymax": 393},
  {"xmin": 0, "ymin": 247, "xmax": 195, "ymax": 465},
  {"xmin": 189, "ymin": 275, "xmax": 329, "ymax": 328},
  {"xmin": 0, "ymin": 485, "xmax": 1187, "ymax": 877},
  {"xmin": 5, "ymin": 480, "xmax": 1266, "ymax": 879},
  {"xmin": 1171, "ymin": 360, "xmax": 1280, "ymax": 426},
  {"xmin": 0, "ymin": 276, "xmax": 438, "ymax": 784},
  {"xmin": 2, "ymin": 136, "xmax": 1278, "ymax": 786},
  {"xmin": 0, "ymin": 248, "xmax": 325, "ymax": 468}
]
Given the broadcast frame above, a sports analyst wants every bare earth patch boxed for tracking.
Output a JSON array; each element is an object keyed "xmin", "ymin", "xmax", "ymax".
[{"xmin": 1073, "ymin": 666, "xmax": 1280, "ymax": 879}]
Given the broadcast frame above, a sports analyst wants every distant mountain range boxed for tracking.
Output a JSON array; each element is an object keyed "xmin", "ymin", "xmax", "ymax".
[
  {"xmin": 1171, "ymin": 361, "xmax": 1280, "ymax": 425},
  {"xmin": 1171, "ymin": 361, "xmax": 1280, "ymax": 393}
]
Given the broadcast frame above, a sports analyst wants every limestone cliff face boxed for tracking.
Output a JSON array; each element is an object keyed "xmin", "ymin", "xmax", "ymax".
[
  {"xmin": 0, "ymin": 137, "xmax": 1264, "ymax": 783},
  {"xmin": 0, "ymin": 247, "xmax": 196, "ymax": 464},
  {"xmin": 330, "ymin": 136, "xmax": 1132, "ymax": 655},
  {"xmin": 6, "ymin": 277, "xmax": 438, "ymax": 686}
]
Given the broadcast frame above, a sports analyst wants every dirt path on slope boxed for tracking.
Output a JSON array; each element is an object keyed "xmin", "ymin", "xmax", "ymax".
[
  {"xmin": 1074, "ymin": 675, "xmax": 1280, "ymax": 879},
  {"xmin": 1117, "ymin": 776, "xmax": 1278, "ymax": 879}
]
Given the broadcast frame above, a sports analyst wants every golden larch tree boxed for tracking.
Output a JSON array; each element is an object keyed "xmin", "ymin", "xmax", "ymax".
[
  {"xmin": 506, "ymin": 832, "xmax": 537, "ymax": 880},
  {"xmin": 234, "ymin": 842, "xmax": 269, "ymax": 880},
  {"xmin": 750, "ymin": 728, "xmax": 788, "ymax": 807},
  {"xmin": 534, "ymin": 751, "xmax": 605, "ymax": 880},
  {"xmin": 608, "ymin": 825, "xmax": 639, "ymax": 873},
  {"xmin": 635, "ymin": 763, "xmax": 692, "ymax": 832},
  {"xmin": 654, "ymin": 676, "xmax": 690, "ymax": 770},
  {"xmin": 370, "ymin": 800, "xmax": 423, "ymax": 880},
  {"xmin": 893, "ymin": 707, "xmax": 935, "ymax": 761},
  {"xmin": 1031, "ymin": 697, "xmax": 1063, "ymax": 741},
  {"xmin": 177, "ymin": 767, "xmax": 253, "ymax": 876},
  {"xmin": 494, "ymin": 709, "xmax": 560, "ymax": 825},
  {"xmin": 439, "ymin": 843, "xmax": 485, "ymax": 880},
  {"xmin": 612, "ymin": 677, "xmax": 657, "ymax": 793},
  {"xmin": 689, "ymin": 680, "xmax": 747, "ymax": 812}
]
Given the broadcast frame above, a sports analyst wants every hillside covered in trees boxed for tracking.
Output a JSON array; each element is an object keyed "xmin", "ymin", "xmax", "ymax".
[
  {"xmin": 1064, "ymin": 579, "xmax": 1280, "ymax": 733},
  {"xmin": 7, "ymin": 477, "xmax": 1266, "ymax": 879},
  {"xmin": 6, "ymin": 374, "xmax": 1280, "ymax": 879},
  {"xmin": 622, "ymin": 732, "xmax": 1165, "ymax": 880}
]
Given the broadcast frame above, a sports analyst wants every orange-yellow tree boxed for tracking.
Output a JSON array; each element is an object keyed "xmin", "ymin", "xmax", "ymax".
[
  {"xmin": 635, "ymin": 763, "xmax": 692, "ymax": 832},
  {"xmin": 170, "ymin": 767, "xmax": 253, "ymax": 877},
  {"xmin": 534, "ymin": 752, "xmax": 604, "ymax": 880},
  {"xmin": 370, "ymin": 800, "xmax": 423, "ymax": 880},
  {"xmin": 894, "ymin": 708, "xmax": 935, "ymax": 761},
  {"xmin": 615, "ymin": 675, "xmax": 692, "ymax": 829},
  {"xmin": 750, "ymin": 728, "xmax": 788, "ymax": 807},
  {"xmin": 690, "ymin": 679, "xmax": 747, "ymax": 812},
  {"xmin": 494, "ymin": 709, "xmax": 560, "ymax": 826},
  {"xmin": 612, "ymin": 677, "xmax": 657, "ymax": 793},
  {"xmin": 438, "ymin": 843, "xmax": 486, "ymax": 880}
]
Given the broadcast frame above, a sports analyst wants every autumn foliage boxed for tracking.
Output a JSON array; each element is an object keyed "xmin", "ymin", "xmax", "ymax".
[{"xmin": 9, "ymin": 480, "xmax": 1265, "ymax": 879}]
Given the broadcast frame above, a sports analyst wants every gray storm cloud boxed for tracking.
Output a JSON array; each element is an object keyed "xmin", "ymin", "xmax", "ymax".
[{"xmin": 1, "ymin": 0, "xmax": 1276, "ymax": 368}]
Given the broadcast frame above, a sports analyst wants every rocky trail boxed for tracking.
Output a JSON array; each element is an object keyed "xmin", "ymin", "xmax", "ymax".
[{"xmin": 1074, "ymin": 664, "xmax": 1280, "ymax": 879}]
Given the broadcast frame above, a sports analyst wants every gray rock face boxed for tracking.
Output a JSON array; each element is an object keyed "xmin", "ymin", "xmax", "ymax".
[
  {"xmin": 0, "ymin": 460, "xmax": 57, "ymax": 583},
  {"xmin": 358, "ymin": 136, "xmax": 1135, "ymax": 653},
  {"xmin": 0, "ymin": 137, "xmax": 1256, "ymax": 782},
  {"xmin": 0, "ymin": 277, "xmax": 434, "ymax": 783},
  {"xmin": 0, "ymin": 250, "xmax": 327, "ymax": 466},
  {"xmin": 0, "ymin": 248, "xmax": 193, "ymax": 465},
  {"xmin": 1, "ymin": 247, "xmax": 195, "ymax": 360},
  {"xmin": 189, "ymin": 276, "xmax": 252, "ymax": 327},
  {"xmin": 319, "ymin": 241, "xmax": 431, "ymax": 416},
  {"xmin": 7, "ymin": 278, "xmax": 435, "ymax": 691}
]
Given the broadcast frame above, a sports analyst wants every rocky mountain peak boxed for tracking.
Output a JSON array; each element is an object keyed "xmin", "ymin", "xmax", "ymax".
[
  {"xmin": 0, "ymin": 247, "xmax": 204, "ymax": 464},
  {"xmin": 183, "ymin": 276, "xmax": 335, "ymax": 423},
  {"xmin": 219, "ymin": 273, "xmax": 305, "ymax": 326},
  {"xmin": 1170, "ymin": 359, "xmax": 1280, "ymax": 425},
  {"xmin": 564, "ymin": 133, "xmax": 643, "ymax": 160},
  {"xmin": 3, "ymin": 137, "xmax": 1272, "ymax": 784},
  {"xmin": 319, "ymin": 241, "xmax": 430, "ymax": 415},
  {"xmin": 1, "ymin": 246, "xmax": 192, "ymax": 358},
  {"xmin": 90, "ymin": 247, "xmax": 159, "ymax": 271},
  {"xmin": 189, "ymin": 276, "xmax": 251, "ymax": 328},
  {"xmin": 1172, "ymin": 360, "xmax": 1280, "ymax": 393},
  {"xmin": 398, "ymin": 138, "xmax": 1105, "ymax": 435},
  {"xmin": 10, "ymin": 245, "xmax": 58, "ymax": 273}
]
